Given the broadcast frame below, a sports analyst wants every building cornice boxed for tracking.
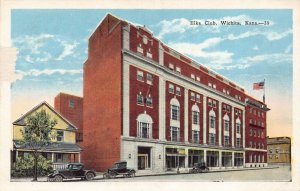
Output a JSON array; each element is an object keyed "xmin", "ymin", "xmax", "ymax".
[{"xmin": 122, "ymin": 136, "xmax": 245, "ymax": 152}]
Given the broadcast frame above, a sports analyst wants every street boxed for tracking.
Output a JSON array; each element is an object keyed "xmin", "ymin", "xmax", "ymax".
[{"xmin": 99, "ymin": 166, "xmax": 291, "ymax": 182}]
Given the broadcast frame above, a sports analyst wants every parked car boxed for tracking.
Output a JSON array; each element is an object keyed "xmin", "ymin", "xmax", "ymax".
[
  {"xmin": 47, "ymin": 163, "xmax": 96, "ymax": 182},
  {"xmin": 188, "ymin": 162, "xmax": 209, "ymax": 173},
  {"xmin": 103, "ymin": 160, "xmax": 135, "ymax": 179}
]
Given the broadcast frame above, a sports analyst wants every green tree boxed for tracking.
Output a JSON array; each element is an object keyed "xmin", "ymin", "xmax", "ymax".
[{"xmin": 20, "ymin": 109, "xmax": 57, "ymax": 181}]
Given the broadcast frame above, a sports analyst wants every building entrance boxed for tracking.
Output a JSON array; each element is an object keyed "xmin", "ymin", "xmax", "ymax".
[{"xmin": 138, "ymin": 147, "xmax": 151, "ymax": 170}]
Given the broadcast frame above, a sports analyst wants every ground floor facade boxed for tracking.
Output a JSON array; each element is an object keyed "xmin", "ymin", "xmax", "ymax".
[
  {"xmin": 11, "ymin": 149, "xmax": 81, "ymax": 170},
  {"xmin": 120, "ymin": 137, "xmax": 264, "ymax": 172}
]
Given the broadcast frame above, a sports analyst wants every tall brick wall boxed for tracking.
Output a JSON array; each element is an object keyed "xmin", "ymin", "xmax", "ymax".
[
  {"xmin": 82, "ymin": 14, "xmax": 124, "ymax": 171},
  {"xmin": 54, "ymin": 93, "xmax": 83, "ymax": 143}
]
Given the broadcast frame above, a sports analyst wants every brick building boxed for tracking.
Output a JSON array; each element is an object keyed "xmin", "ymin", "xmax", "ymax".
[
  {"xmin": 267, "ymin": 137, "xmax": 291, "ymax": 165},
  {"xmin": 54, "ymin": 93, "xmax": 83, "ymax": 144},
  {"xmin": 82, "ymin": 13, "xmax": 270, "ymax": 172}
]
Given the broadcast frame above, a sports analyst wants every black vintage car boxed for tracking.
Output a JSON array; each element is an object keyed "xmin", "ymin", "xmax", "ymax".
[
  {"xmin": 189, "ymin": 162, "xmax": 209, "ymax": 173},
  {"xmin": 47, "ymin": 163, "xmax": 96, "ymax": 182},
  {"xmin": 103, "ymin": 161, "xmax": 136, "ymax": 179}
]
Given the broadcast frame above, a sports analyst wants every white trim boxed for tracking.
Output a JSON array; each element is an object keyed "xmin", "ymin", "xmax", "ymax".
[
  {"xmin": 184, "ymin": 88, "xmax": 189, "ymax": 142},
  {"xmin": 122, "ymin": 25, "xmax": 130, "ymax": 50},
  {"xmin": 218, "ymin": 102, "xmax": 222, "ymax": 146},
  {"xmin": 158, "ymin": 75, "xmax": 166, "ymax": 140},
  {"xmin": 123, "ymin": 61, "xmax": 130, "ymax": 137}
]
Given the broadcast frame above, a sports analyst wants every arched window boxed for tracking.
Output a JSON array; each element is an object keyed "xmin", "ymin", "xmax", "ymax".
[
  {"xmin": 137, "ymin": 113, "xmax": 153, "ymax": 139},
  {"xmin": 236, "ymin": 118, "xmax": 241, "ymax": 134},
  {"xmin": 223, "ymin": 114, "xmax": 230, "ymax": 131},
  {"xmin": 209, "ymin": 110, "xmax": 216, "ymax": 145},
  {"xmin": 192, "ymin": 105, "xmax": 200, "ymax": 125},
  {"xmin": 209, "ymin": 110, "xmax": 216, "ymax": 129},
  {"xmin": 170, "ymin": 98, "xmax": 180, "ymax": 121}
]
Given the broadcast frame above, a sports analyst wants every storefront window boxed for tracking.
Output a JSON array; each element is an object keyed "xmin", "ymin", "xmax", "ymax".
[
  {"xmin": 166, "ymin": 148, "xmax": 185, "ymax": 168},
  {"xmin": 206, "ymin": 151, "xmax": 219, "ymax": 167},
  {"xmin": 222, "ymin": 152, "xmax": 232, "ymax": 167},
  {"xmin": 188, "ymin": 150, "xmax": 204, "ymax": 167},
  {"xmin": 234, "ymin": 153, "xmax": 244, "ymax": 166}
]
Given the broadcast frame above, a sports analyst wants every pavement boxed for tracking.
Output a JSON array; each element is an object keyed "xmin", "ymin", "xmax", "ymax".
[{"xmin": 10, "ymin": 165, "xmax": 280, "ymax": 182}]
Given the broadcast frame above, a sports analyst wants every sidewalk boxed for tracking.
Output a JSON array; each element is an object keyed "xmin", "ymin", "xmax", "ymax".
[{"xmin": 10, "ymin": 166, "xmax": 279, "ymax": 182}]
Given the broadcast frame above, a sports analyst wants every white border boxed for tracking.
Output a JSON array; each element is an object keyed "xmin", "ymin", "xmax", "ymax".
[{"xmin": 0, "ymin": 0, "xmax": 299, "ymax": 191}]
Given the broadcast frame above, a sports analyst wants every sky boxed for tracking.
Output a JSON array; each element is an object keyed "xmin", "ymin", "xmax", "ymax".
[{"xmin": 11, "ymin": 9, "xmax": 292, "ymax": 137}]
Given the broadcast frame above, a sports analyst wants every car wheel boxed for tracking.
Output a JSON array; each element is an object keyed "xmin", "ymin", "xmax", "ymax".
[
  {"xmin": 85, "ymin": 172, "xmax": 95, "ymax": 181},
  {"xmin": 128, "ymin": 171, "xmax": 135, "ymax": 178},
  {"xmin": 54, "ymin": 175, "xmax": 63, "ymax": 182}
]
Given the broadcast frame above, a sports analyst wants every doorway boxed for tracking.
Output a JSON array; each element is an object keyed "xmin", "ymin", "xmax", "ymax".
[{"xmin": 138, "ymin": 147, "xmax": 151, "ymax": 170}]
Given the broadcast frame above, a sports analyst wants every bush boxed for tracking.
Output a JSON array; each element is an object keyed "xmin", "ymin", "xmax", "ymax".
[{"xmin": 11, "ymin": 154, "xmax": 53, "ymax": 177}]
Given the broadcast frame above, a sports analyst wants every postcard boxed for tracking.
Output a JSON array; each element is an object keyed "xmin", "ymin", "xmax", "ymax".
[{"xmin": 0, "ymin": 0, "xmax": 299, "ymax": 191}]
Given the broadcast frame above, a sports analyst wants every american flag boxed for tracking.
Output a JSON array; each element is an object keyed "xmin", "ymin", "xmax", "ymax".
[{"xmin": 253, "ymin": 81, "xmax": 264, "ymax": 90}]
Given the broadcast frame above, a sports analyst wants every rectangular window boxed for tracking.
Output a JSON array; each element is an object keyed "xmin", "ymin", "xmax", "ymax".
[
  {"xmin": 57, "ymin": 130, "xmax": 64, "ymax": 142},
  {"xmin": 258, "ymin": 111, "xmax": 261, "ymax": 117},
  {"xmin": 224, "ymin": 135, "xmax": 230, "ymax": 147},
  {"xmin": 262, "ymin": 122, "xmax": 264, "ymax": 127},
  {"xmin": 176, "ymin": 87, "xmax": 181, "ymax": 96},
  {"xmin": 227, "ymin": 90, "xmax": 230, "ymax": 95},
  {"xmin": 137, "ymin": 70, "xmax": 144, "ymax": 81},
  {"xmin": 169, "ymin": 84, "xmax": 174, "ymax": 93},
  {"xmin": 208, "ymin": 99, "xmax": 212, "ymax": 107},
  {"xmin": 236, "ymin": 138, "xmax": 241, "ymax": 147},
  {"xmin": 208, "ymin": 82, "xmax": 212, "ymax": 87},
  {"xmin": 236, "ymin": 123, "xmax": 241, "ymax": 134},
  {"xmin": 196, "ymin": 94, "xmax": 201, "ymax": 102},
  {"xmin": 169, "ymin": 63, "xmax": 174, "ymax": 70},
  {"xmin": 69, "ymin": 100, "xmax": 75, "ymax": 108},
  {"xmin": 191, "ymin": 74, "xmax": 195, "ymax": 80},
  {"xmin": 212, "ymin": 100, "xmax": 217, "ymax": 108},
  {"xmin": 196, "ymin": 77, "xmax": 200, "ymax": 82},
  {"xmin": 209, "ymin": 133, "xmax": 216, "ymax": 145},
  {"xmin": 192, "ymin": 130, "xmax": 199, "ymax": 143},
  {"xmin": 254, "ymin": 110, "xmax": 256, "ymax": 115},
  {"xmin": 146, "ymin": 73, "xmax": 153, "ymax": 84},
  {"xmin": 224, "ymin": 120, "xmax": 230, "ymax": 131},
  {"xmin": 223, "ymin": 89, "xmax": 226, "ymax": 94},
  {"xmin": 192, "ymin": 111, "xmax": 199, "ymax": 125},
  {"xmin": 249, "ymin": 141, "xmax": 252, "ymax": 148},
  {"xmin": 191, "ymin": 92, "xmax": 195, "ymax": 101},
  {"xmin": 170, "ymin": 126, "xmax": 179, "ymax": 142},
  {"xmin": 249, "ymin": 154, "xmax": 252, "ymax": 163},
  {"xmin": 213, "ymin": 84, "xmax": 216, "ymax": 89},
  {"xmin": 146, "ymin": 96, "xmax": 153, "ymax": 107},
  {"xmin": 139, "ymin": 122, "xmax": 150, "ymax": 138},
  {"xmin": 176, "ymin": 67, "xmax": 181, "ymax": 73},
  {"xmin": 137, "ymin": 93, "xmax": 144, "ymax": 105},
  {"xmin": 171, "ymin": 105, "xmax": 180, "ymax": 121},
  {"xmin": 254, "ymin": 130, "xmax": 256, "ymax": 137},
  {"xmin": 210, "ymin": 116, "xmax": 215, "ymax": 129}
]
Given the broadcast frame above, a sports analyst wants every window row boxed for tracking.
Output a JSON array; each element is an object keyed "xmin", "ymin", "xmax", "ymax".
[
  {"xmin": 191, "ymin": 74, "xmax": 201, "ymax": 82},
  {"xmin": 168, "ymin": 63, "xmax": 182, "ymax": 74},
  {"xmin": 137, "ymin": 92, "xmax": 153, "ymax": 107},
  {"xmin": 137, "ymin": 70, "xmax": 153, "ymax": 84},
  {"xmin": 248, "ymin": 141, "xmax": 265, "ymax": 149},
  {"xmin": 249, "ymin": 119, "xmax": 265, "ymax": 127},
  {"xmin": 249, "ymin": 107, "xmax": 265, "ymax": 118},
  {"xmin": 168, "ymin": 83, "xmax": 181, "ymax": 96},
  {"xmin": 249, "ymin": 129, "xmax": 264, "ymax": 138},
  {"xmin": 249, "ymin": 154, "xmax": 265, "ymax": 163},
  {"xmin": 222, "ymin": 105, "xmax": 231, "ymax": 113}
]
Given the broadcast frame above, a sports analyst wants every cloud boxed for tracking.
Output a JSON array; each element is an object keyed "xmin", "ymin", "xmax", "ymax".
[
  {"xmin": 16, "ymin": 68, "xmax": 83, "ymax": 78},
  {"xmin": 13, "ymin": 33, "xmax": 79, "ymax": 63},
  {"xmin": 239, "ymin": 53, "xmax": 292, "ymax": 65},
  {"xmin": 226, "ymin": 28, "xmax": 292, "ymax": 41},
  {"xmin": 56, "ymin": 41, "xmax": 79, "ymax": 60},
  {"xmin": 168, "ymin": 37, "xmax": 233, "ymax": 65},
  {"xmin": 156, "ymin": 15, "xmax": 275, "ymax": 39}
]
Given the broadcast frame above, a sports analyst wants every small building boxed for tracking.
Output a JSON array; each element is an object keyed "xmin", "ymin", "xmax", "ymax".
[
  {"xmin": 12, "ymin": 101, "xmax": 82, "ymax": 170},
  {"xmin": 267, "ymin": 137, "xmax": 291, "ymax": 165}
]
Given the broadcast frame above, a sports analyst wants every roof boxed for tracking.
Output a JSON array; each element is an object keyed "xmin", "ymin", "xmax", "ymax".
[
  {"xmin": 13, "ymin": 140, "xmax": 82, "ymax": 152},
  {"xmin": 13, "ymin": 101, "xmax": 78, "ymax": 131}
]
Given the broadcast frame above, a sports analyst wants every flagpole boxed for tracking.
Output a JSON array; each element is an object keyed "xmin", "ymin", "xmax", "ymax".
[{"xmin": 263, "ymin": 79, "xmax": 265, "ymax": 103}]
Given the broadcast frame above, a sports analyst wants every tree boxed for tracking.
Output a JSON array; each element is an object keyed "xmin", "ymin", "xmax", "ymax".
[{"xmin": 20, "ymin": 109, "xmax": 57, "ymax": 181}]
